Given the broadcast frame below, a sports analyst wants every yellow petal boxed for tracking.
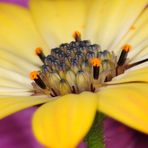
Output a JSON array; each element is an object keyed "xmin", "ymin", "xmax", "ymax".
[
  {"xmin": 0, "ymin": 77, "xmax": 27, "ymax": 88},
  {"xmin": 108, "ymin": 67, "xmax": 148, "ymax": 84},
  {"xmin": 0, "ymin": 4, "xmax": 49, "ymax": 64},
  {"xmin": 0, "ymin": 96, "xmax": 49, "ymax": 119},
  {"xmin": 32, "ymin": 92, "xmax": 97, "ymax": 148},
  {"xmin": 0, "ymin": 49, "xmax": 38, "ymax": 76},
  {"xmin": 0, "ymin": 67, "xmax": 31, "ymax": 88},
  {"xmin": 85, "ymin": 0, "xmax": 147, "ymax": 50},
  {"xmin": 29, "ymin": 0, "xmax": 90, "ymax": 46},
  {"xmin": 129, "ymin": 39, "xmax": 148, "ymax": 62},
  {"xmin": 0, "ymin": 50, "xmax": 38, "ymax": 88},
  {"xmin": 0, "ymin": 87, "xmax": 32, "ymax": 96},
  {"xmin": 113, "ymin": 7, "xmax": 148, "ymax": 58},
  {"xmin": 130, "ymin": 46, "xmax": 148, "ymax": 63},
  {"xmin": 97, "ymin": 83, "xmax": 148, "ymax": 134}
]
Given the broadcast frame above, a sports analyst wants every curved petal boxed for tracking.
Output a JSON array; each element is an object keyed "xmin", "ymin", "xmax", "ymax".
[
  {"xmin": 85, "ymin": 0, "xmax": 147, "ymax": 50},
  {"xmin": 0, "ymin": 87, "xmax": 32, "ymax": 96},
  {"xmin": 0, "ymin": 96, "xmax": 49, "ymax": 119},
  {"xmin": 0, "ymin": 49, "xmax": 38, "ymax": 76},
  {"xmin": 128, "ymin": 38, "xmax": 148, "ymax": 63},
  {"xmin": 97, "ymin": 83, "xmax": 148, "ymax": 134},
  {"xmin": 32, "ymin": 92, "xmax": 97, "ymax": 148},
  {"xmin": 0, "ymin": 3, "xmax": 49, "ymax": 64},
  {"xmin": 130, "ymin": 47, "xmax": 148, "ymax": 64},
  {"xmin": 112, "ymin": 7, "xmax": 148, "ymax": 58},
  {"xmin": 108, "ymin": 67, "xmax": 148, "ymax": 84},
  {"xmin": 0, "ymin": 78, "xmax": 28, "ymax": 88},
  {"xmin": 29, "ymin": 0, "xmax": 91, "ymax": 46},
  {"xmin": 0, "ymin": 67, "xmax": 32, "ymax": 89},
  {"xmin": 0, "ymin": 50, "xmax": 37, "ymax": 88}
]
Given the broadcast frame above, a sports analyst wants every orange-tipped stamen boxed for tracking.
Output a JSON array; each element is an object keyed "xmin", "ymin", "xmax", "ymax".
[
  {"xmin": 91, "ymin": 58, "xmax": 101, "ymax": 80},
  {"xmin": 30, "ymin": 71, "xmax": 46, "ymax": 89},
  {"xmin": 73, "ymin": 31, "xmax": 81, "ymax": 41},
  {"xmin": 35, "ymin": 47, "xmax": 46, "ymax": 63},
  {"xmin": 91, "ymin": 58, "xmax": 101, "ymax": 67},
  {"xmin": 30, "ymin": 71, "xmax": 39, "ymax": 80},
  {"xmin": 118, "ymin": 44, "xmax": 132, "ymax": 66},
  {"xmin": 122, "ymin": 44, "xmax": 132, "ymax": 52},
  {"xmin": 35, "ymin": 47, "xmax": 43, "ymax": 55}
]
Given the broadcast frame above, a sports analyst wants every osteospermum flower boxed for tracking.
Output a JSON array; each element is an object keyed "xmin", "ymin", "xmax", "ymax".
[{"xmin": 0, "ymin": 0, "xmax": 148, "ymax": 147}]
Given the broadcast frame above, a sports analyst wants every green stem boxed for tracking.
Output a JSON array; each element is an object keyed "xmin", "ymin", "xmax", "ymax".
[{"xmin": 84, "ymin": 112, "xmax": 105, "ymax": 148}]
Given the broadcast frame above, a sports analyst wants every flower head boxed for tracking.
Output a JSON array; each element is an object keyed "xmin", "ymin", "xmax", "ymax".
[{"xmin": 0, "ymin": 0, "xmax": 148, "ymax": 147}]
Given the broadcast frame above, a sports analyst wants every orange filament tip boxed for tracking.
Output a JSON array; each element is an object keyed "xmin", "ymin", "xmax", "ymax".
[
  {"xmin": 91, "ymin": 58, "xmax": 101, "ymax": 67},
  {"xmin": 122, "ymin": 44, "xmax": 132, "ymax": 52},
  {"xmin": 73, "ymin": 31, "xmax": 81, "ymax": 40},
  {"xmin": 30, "ymin": 71, "xmax": 39, "ymax": 80},
  {"xmin": 35, "ymin": 47, "xmax": 43, "ymax": 55}
]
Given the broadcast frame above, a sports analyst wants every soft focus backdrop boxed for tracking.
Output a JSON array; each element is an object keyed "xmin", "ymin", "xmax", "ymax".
[{"xmin": 0, "ymin": 0, "xmax": 28, "ymax": 7}]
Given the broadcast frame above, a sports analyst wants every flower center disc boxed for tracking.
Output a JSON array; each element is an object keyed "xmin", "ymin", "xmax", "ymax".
[{"xmin": 30, "ymin": 32, "xmax": 131, "ymax": 97}]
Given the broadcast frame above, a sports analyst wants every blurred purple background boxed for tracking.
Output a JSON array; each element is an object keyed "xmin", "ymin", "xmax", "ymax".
[
  {"xmin": 0, "ymin": 108, "xmax": 44, "ymax": 148},
  {"xmin": 0, "ymin": 0, "xmax": 28, "ymax": 7}
]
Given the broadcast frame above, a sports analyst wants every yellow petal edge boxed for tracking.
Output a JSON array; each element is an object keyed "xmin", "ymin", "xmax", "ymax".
[
  {"xmin": 97, "ymin": 83, "xmax": 148, "ymax": 134},
  {"xmin": 0, "ymin": 96, "xmax": 49, "ymax": 119},
  {"xmin": 32, "ymin": 92, "xmax": 97, "ymax": 148}
]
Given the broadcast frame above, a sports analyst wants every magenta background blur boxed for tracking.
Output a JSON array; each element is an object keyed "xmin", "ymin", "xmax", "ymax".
[{"xmin": 0, "ymin": 0, "xmax": 28, "ymax": 7}]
